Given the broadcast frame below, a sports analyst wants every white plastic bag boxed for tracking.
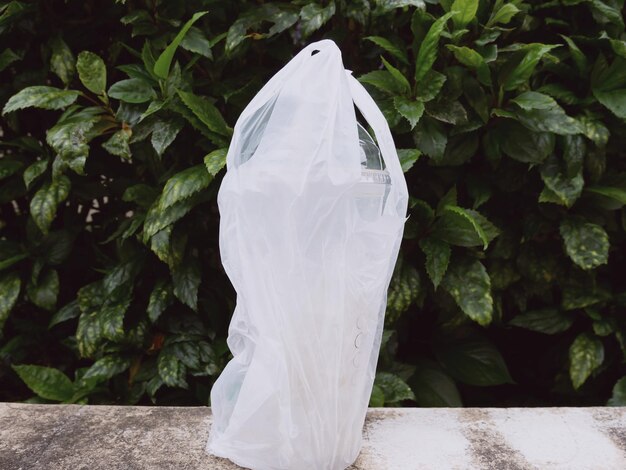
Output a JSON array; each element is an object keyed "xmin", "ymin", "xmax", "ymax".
[{"xmin": 206, "ymin": 39, "xmax": 408, "ymax": 470}]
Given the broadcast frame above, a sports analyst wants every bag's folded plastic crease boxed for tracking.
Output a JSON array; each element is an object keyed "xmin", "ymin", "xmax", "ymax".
[{"xmin": 206, "ymin": 39, "xmax": 408, "ymax": 470}]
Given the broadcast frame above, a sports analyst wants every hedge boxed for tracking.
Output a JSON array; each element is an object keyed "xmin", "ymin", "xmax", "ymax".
[{"xmin": 1, "ymin": 0, "xmax": 625, "ymax": 407}]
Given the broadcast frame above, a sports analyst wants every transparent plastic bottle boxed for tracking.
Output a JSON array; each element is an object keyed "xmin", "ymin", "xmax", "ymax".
[{"xmin": 355, "ymin": 121, "xmax": 391, "ymax": 221}]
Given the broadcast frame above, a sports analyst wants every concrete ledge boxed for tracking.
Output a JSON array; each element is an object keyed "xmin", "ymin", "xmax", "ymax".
[{"xmin": 1, "ymin": 404, "xmax": 625, "ymax": 469}]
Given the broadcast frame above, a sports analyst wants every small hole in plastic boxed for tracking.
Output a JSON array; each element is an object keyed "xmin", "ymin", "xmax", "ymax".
[{"xmin": 311, "ymin": 49, "xmax": 320, "ymax": 56}]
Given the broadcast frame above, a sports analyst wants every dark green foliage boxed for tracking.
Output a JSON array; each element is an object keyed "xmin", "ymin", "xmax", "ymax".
[{"xmin": 1, "ymin": 0, "xmax": 625, "ymax": 408}]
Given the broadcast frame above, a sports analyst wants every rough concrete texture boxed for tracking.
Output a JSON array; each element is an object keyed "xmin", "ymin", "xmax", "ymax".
[{"xmin": 1, "ymin": 404, "xmax": 625, "ymax": 469}]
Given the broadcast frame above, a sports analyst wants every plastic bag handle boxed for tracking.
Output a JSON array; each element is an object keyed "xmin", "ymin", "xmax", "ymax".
[
  {"xmin": 345, "ymin": 71, "xmax": 408, "ymax": 208},
  {"xmin": 226, "ymin": 40, "xmax": 339, "ymax": 170}
]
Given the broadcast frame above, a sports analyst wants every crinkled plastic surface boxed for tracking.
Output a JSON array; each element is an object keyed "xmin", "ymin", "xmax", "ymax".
[{"xmin": 206, "ymin": 39, "xmax": 408, "ymax": 470}]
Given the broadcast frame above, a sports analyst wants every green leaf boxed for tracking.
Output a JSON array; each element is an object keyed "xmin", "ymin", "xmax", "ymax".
[
  {"xmin": 180, "ymin": 26, "xmax": 212, "ymax": 59},
  {"xmin": 46, "ymin": 112, "xmax": 101, "ymax": 174},
  {"xmin": 172, "ymin": 341, "xmax": 202, "ymax": 370},
  {"xmin": 374, "ymin": 0, "xmax": 425, "ymax": 13},
  {"xmin": 147, "ymin": 279, "xmax": 174, "ymax": 323},
  {"xmin": 563, "ymin": 134, "xmax": 585, "ymax": 178},
  {"xmin": 586, "ymin": 186, "xmax": 626, "ymax": 205},
  {"xmin": 415, "ymin": 70, "xmax": 447, "ymax": 102},
  {"xmin": 386, "ymin": 263, "xmax": 421, "ymax": 324},
  {"xmin": 437, "ymin": 186, "xmax": 458, "ymax": 214},
  {"xmin": 48, "ymin": 299, "xmax": 80, "ymax": 329},
  {"xmin": 75, "ymin": 313, "xmax": 100, "ymax": 356},
  {"xmin": 299, "ymin": 1, "xmax": 336, "ymax": 38},
  {"xmin": 0, "ymin": 271, "xmax": 21, "ymax": 336},
  {"xmin": 397, "ymin": 149, "xmax": 421, "ymax": 172},
  {"xmin": 23, "ymin": 159, "xmax": 49, "ymax": 189},
  {"xmin": 138, "ymin": 100, "xmax": 165, "ymax": 122},
  {"xmin": 102, "ymin": 128, "xmax": 132, "ymax": 160},
  {"xmin": 511, "ymin": 93, "xmax": 584, "ymax": 135},
  {"xmin": 610, "ymin": 39, "xmax": 626, "ymax": 59},
  {"xmin": 143, "ymin": 192, "xmax": 204, "ymax": 242},
  {"xmin": 374, "ymin": 372, "xmax": 415, "ymax": 405},
  {"xmin": 540, "ymin": 154, "xmax": 584, "ymax": 208},
  {"xmin": 409, "ymin": 359, "xmax": 462, "ymax": 407},
  {"xmin": 446, "ymin": 45, "xmax": 489, "ymax": 84},
  {"xmin": 538, "ymin": 186, "xmax": 564, "ymax": 205},
  {"xmin": 0, "ymin": 254, "xmax": 27, "ymax": 273},
  {"xmin": 78, "ymin": 355, "xmax": 132, "ymax": 387},
  {"xmin": 76, "ymin": 312, "xmax": 104, "ymax": 359},
  {"xmin": 176, "ymin": 89, "xmax": 231, "ymax": 137},
  {"xmin": 11, "ymin": 364, "xmax": 74, "ymax": 402},
  {"xmin": 121, "ymin": 10, "xmax": 158, "ymax": 37},
  {"xmin": 159, "ymin": 164, "xmax": 211, "ymax": 211},
  {"xmin": 77, "ymin": 51, "xmax": 107, "ymax": 95},
  {"xmin": 29, "ymin": 175, "xmax": 71, "ymax": 235},
  {"xmin": 433, "ymin": 205, "xmax": 499, "ymax": 249},
  {"xmin": 172, "ymin": 253, "xmax": 201, "ymax": 311},
  {"xmin": 608, "ymin": 376, "xmax": 626, "ymax": 406},
  {"xmin": 176, "ymin": 103, "xmax": 224, "ymax": 145},
  {"xmin": 499, "ymin": 120, "xmax": 554, "ymax": 164},
  {"xmin": 569, "ymin": 332, "xmax": 604, "ymax": 389},
  {"xmin": 123, "ymin": 184, "xmax": 158, "ymax": 209},
  {"xmin": 419, "ymin": 236, "xmax": 450, "ymax": 290},
  {"xmin": 414, "ymin": 116, "xmax": 447, "ymax": 160},
  {"xmin": 139, "ymin": 40, "xmax": 158, "ymax": 79},
  {"xmin": 2, "ymin": 86, "xmax": 80, "ymax": 114},
  {"xmin": 562, "ymin": 283, "xmax": 611, "ymax": 311},
  {"xmin": 427, "ymin": 100, "xmax": 468, "ymax": 127},
  {"xmin": 381, "ymin": 56, "xmax": 410, "ymax": 95},
  {"xmin": 441, "ymin": 258, "xmax": 493, "ymax": 326},
  {"xmin": 590, "ymin": 55, "xmax": 626, "ymax": 116},
  {"xmin": 435, "ymin": 336, "xmax": 514, "ymax": 386},
  {"xmin": 579, "ymin": 114, "xmax": 610, "ymax": 146},
  {"xmin": 393, "ymin": 96, "xmax": 424, "ymax": 129},
  {"xmin": 50, "ymin": 35, "xmax": 75, "ymax": 86},
  {"xmin": 510, "ymin": 91, "xmax": 554, "ymax": 110},
  {"xmin": 591, "ymin": 55, "xmax": 626, "ymax": 92},
  {"xmin": 589, "ymin": 0, "xmax": 624, "ymax": 29},
  {"xmin": 103, "ymin": 259, "xmax": 142, "ymax": 295},
  {"xmin": 153, "ymin": 11, "xmax": 208, "ymax": 79},
  {"xmin": 365, "ymin": 36, "xmax": 409, "ymax": 65},
  {"xmin": 451, "ymin": 0, "xmax": 478, "ymax": 28},
  {"xmin": 39, "ymin": 231, "xmax": 73, "ymax": 267},
  {"xmin": 100, "ymin": 293, "xmax": 132, "ymax": 342},
  {"xmin": 443, "ymin": 135, "xmax": 480, "ymax": 167},
  {"xmin": 0, "ymin": 47, "xmax": 20, "ymax": 72},
  {"xmin": 593, "ymin": 319, "xmax": 613, "ymax": 337},
  {"xmin": 269, "ymin": 7, "xmax": 301, "ymax": 37},
  {"xmin": 150, "ymin": 226, "xmax": 175, "ymax": 267},
  {"xmin": 593, "ymin": 88, "xmax": 626, "ymax": 120},
  {"xmin": 438, "ymin": 134, "xmax": 479, "ymax": 167},
  {"xmin": 486, "ymin": 2, "xmax": 520, "ymax": 27},
  {"xmin": 108, "ymin": 78, "xmax": 156, "ymax": 103},
  {"xmin": 359, "ymin": 70, "xmax": 409, "ymax": 95},
  {"xmin": 225, "ymin": 5, "xmax": 299, "ymax": 52},
  {"xmin": 414, "ymin": 11, "xmax": 455, "ymax": 83},
  {"xmin": 151, "ymin": 119, "xmax": 183, "ymax": 157},
  {"xmin": 501, "ymin": 44, "xmax": 559, "ymax": 91},
  {"xmin": 560, "ymin": 217, "xmax": 609, "ymax": 270},
  {"xmin": 204, "ymin": 148, "xmax": 228, "ymax": 176},
  {"xmin": 0, "ymin": 159, "xmax": 22, "ymax": 180},
  {"xmin": 158, "ymin": 347, "xmax": 188, "ymax": 388},
  {"xmin": 26, "ymin": 268, "xmax": 59, "ymax": 311},
  {"xmin": 560, "ymin": 35, "xmax": 588, "ymax": 75},
  {"xmin": 509, "ymin": 309, "xmax": 574, "ymax": 334}
]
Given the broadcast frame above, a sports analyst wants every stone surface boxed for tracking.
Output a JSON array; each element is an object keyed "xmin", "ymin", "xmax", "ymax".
[{"xmin": 1, "ymin": 404, "xmax": 625, "ymax": 469}]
